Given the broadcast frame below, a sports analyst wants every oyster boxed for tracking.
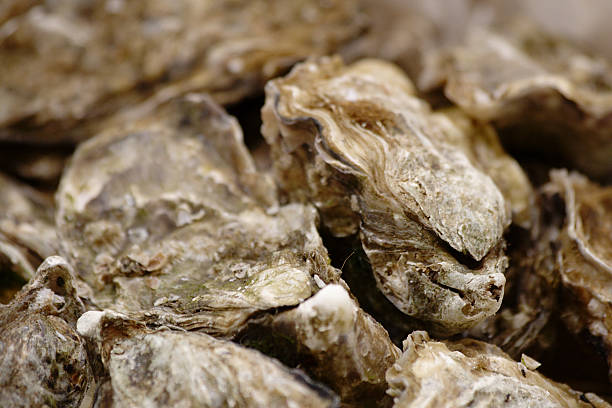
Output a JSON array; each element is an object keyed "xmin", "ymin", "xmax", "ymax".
[
  {"xmin": 56, "ymin": 94, "xmax": 339, "ymax": 336},
  {"xmin": 261, "ymin": 57, "xmax": 528, "ymax": 335},
  {"xmin": 420, "ymin": 24, "xmax": 612, "ymax": 181},
  {"xmin": 241, "ymin": 284, "xmax": 401, "ymax": 407},
  {"xmin": 77, "ymin": 310, "xmax": 340, "ymax": 408},
  {"xmin": 542, "ymin": 170, "xmax": 612, "ymax": 381},
  {"xmin": 0, "ymin": 0, "xmax": 364, "ymax": 144},
  {"xmin": 0, "ymin": 172, "xmax": 58, "ymax": 284},
  {"xmin": 386, "ymin": 331, "xmax": 610, "ymax": 408},
  {"xmin": 0, "ymin": 256, "xmax": 95, "ymax": 407},
  {"xmin": 465, "ymin": 196, "xmax": 561, "ymax": 358}
]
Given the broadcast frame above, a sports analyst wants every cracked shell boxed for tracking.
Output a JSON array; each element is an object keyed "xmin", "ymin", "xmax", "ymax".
[
  {"xmin": 56, "ymin": 94, "xmax": 339, "ymax": 336},
  {"xmin": 261, "ymin": 57, "xmax": 518, "ymax": 335}
]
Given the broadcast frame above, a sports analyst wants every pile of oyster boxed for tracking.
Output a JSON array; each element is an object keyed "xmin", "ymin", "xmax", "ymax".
[{"xmin": 1, "ymin": 1, "xmax": 611, "ymax": 407}]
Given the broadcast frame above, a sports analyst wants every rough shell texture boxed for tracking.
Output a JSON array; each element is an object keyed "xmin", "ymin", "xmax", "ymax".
[
  {"xmin": 78, "ymin": 310, "xmax": 340, "ymax": 408},
  {"xmin": 0, "ymin": 173, "xmax": 58, "ymax": 283},
  {"xmin": 0, "ymin": 0, "xmax": 364, "ymax": 144},
  {"xmin": 0, "ymin": 256, "xmax": 95, "ymax": 407},
  {"xmin": 543, "ymin": 170, "xmax": 612, "ymax": 381},
  {"xmin": 241, "ymin": 284, "xmax": 400, "ymax": 407},
  {"xmin": 261, "ymin": 57, "xmax": 522, "ymax": 335},
  {"xmin": 420, "ymin": 25, "xmax": 612, "ymax": 181},
  {"xmin": 56, "ymin": 94, "xmax": 339, "ymax": 336},
  {"xmin": 386, "ymin": 331, "xmax": 609, "ymax": 408},
  {"xmin": 465, "ymin": 195, "xmax": 561, "ymax": 358}
]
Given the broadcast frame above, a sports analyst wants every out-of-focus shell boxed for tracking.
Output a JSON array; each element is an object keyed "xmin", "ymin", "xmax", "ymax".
[
  {"xmin": 56, "ymin": 94, "xmax": 339, "ymax": 336},
  {"xmin": 77, "ymin": 310, "xmax": 340, "ymax": 408},
  {"xmin": 240, "ymin": 284, "xmax": 401, "ymax": 407},
  {"xmin": 0, "ymin": 0, "xmax": 365, "ymax": 144},
  {"xmin": 386, "ymin": 331, "xmax": 609, "ymax": 408},
  {"xmin": 420, "ymin": 25, "xmax": 612, "ymax": 181},
  {"xmin": 261, "ymin": 57, "xmax": 530, "ymax": 335},
  {"xmin": 0, "ymin": 256, "xmax": 95, "ymax": 407},
  {"xmin": 0, "ymin": 173, "xmax": 58, "ymax": 284},
  {"xmin": 543, "ymin": 170, "xmax": 612, "ymax": 381}
]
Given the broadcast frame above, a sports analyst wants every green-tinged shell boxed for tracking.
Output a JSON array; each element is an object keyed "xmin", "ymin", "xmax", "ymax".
[{"xmin": 56, "ymin": 94, "xmax": 339, "ymax": 336}]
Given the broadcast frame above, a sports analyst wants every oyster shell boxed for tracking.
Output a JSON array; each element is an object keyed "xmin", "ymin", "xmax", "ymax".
[
  {"xmin": 0, "ymin": 0, "xmax": 364, "ymax": 144},
  {"xmin": 543, "ymin": 170, "xmax": 612, "ymax": 381},
  {"xmin": 56, "ymin": 94, "xmax": 339, "ymax": 336},
  {"xmin": 0, "ymin": 172, "xmax": 58, "ymax": 284},
  {"xmin": 420, "ymin": 24, "xmax": 612, "ymax": 181},
  {"xmin": 77, "ymin": 310, "xmax": 340, "ymax": 408},
  {"xmin": 0, "ymin": 256, "xmax": 95, "ymax": 407},
  {"xmin": 386, "ymin": 331, "xmax": 610, "ymax": 408},
  {"xmin": 240, "ymin": 284, "xmax": 401, "ymax": 407},
  {"xmin": 465, "ymin": 197, "xmax": 561, "ymax": 358},
  {"xmin": 261, "ymin": 57, "xmax": 526, "ymax": 335}
]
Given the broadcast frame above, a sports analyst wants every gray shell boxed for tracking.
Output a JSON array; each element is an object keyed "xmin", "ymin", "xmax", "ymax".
[
  {"xmin": 0, "ymin": 256, "xmax": 95, "ymax": 408},
  {"xmin": 0, "ymin": 0, "xmax": 364, "ymax": 144},
  {"xmin": 56, "ymin": 94, "xmax": 339, "ymax": 336},
  {"xmin": 261, "ymin": 57, "xmax": 520, "ymax": 335}
]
